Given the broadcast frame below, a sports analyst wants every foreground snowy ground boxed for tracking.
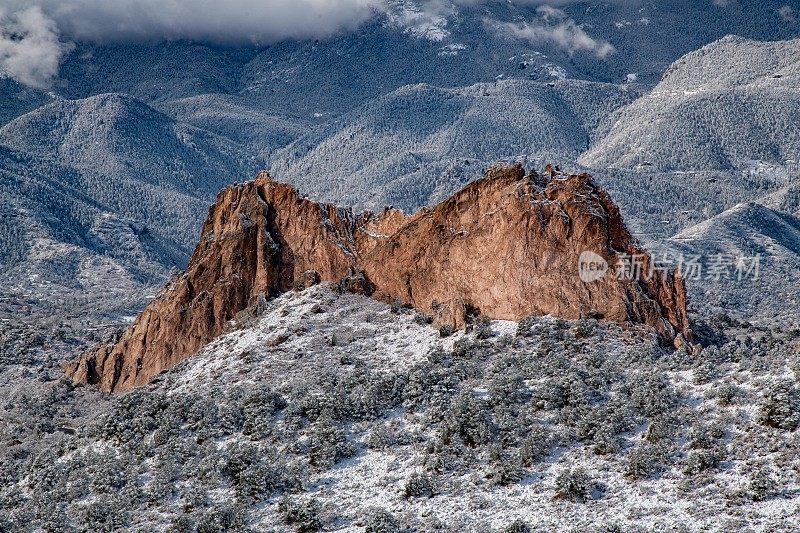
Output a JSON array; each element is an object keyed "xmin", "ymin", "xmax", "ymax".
[{"xmin": 1, "ymin": 284, "xmax": 799, "ymax": 532}]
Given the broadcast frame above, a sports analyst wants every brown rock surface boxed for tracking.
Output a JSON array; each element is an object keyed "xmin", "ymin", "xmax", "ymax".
[{"xmin": 65, "ymin": 165, "xmax": 691, "ymax": 392}]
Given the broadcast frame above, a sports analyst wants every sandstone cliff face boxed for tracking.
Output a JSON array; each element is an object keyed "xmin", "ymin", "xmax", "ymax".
[{"xmin": 65, "ymin": 165, "xmax": 691, "ymax": 392}]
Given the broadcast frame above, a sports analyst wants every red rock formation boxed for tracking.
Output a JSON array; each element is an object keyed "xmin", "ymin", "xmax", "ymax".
[{"xmin": 65, "ymin": 165, "xmax": 692, "ymax": 392}]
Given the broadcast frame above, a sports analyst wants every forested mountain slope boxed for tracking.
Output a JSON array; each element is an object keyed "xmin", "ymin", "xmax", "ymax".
[
  {"xmin": 580, "ymin": 37, "xmax": 800, "ymax": 171},
  {"xmin": 658, "ymin": 203, "xmax": 800, "ymax": 325},
  {"xmin": 269, "ymin": 79, "xmax": 635, "ymax": 211}
]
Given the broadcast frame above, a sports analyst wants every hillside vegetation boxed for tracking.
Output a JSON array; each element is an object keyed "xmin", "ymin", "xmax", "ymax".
[{"xmin": 1, "ymin": 286, "xmax": 799, "ymax": 531}]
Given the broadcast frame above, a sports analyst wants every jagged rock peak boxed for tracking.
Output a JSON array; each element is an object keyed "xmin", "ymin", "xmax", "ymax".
[{"xmin": 65, "ymin": 164, "xmax": 692, "ymax": 392}]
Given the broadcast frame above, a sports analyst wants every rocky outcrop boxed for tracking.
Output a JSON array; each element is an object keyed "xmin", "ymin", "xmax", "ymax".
[{"xmin": 65, "ymin": 165, "xmax": 692, "ymax": 392}]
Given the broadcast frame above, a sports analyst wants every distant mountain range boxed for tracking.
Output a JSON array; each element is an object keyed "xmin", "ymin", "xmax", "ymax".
[{"xmin": 0, "ymin": 1, "xmax": 798, "ymax": 326}]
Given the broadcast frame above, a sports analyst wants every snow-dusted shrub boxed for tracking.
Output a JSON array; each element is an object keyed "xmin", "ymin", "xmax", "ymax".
[
  {"xmin": 0, "ymin": 457, "xmax": 19, "ymax": 487},
  {"xmin": 520, "ymin": 425, "xmax": 555, "ymax": 466},
  {"xmin": 24, "ymin": 449, "xmax": 66, "ymax": 497},
  {"xmin": 644, "ymin": 414, "xmax": 678, "ymax": 444},
  {"xmin": 532, "ymin": 375, "xmax": 570, "ymax": 410},
  {"xmin": 342, "ymin": 371, "xmax": 406, "ymax": 421},
  {"xmin": 292, "ymin": 369, "xmax": 405, "ymax": 423},
  {"xmin": 224, "ymin": 442, "xmax": 259, "ymax": 482},
  {"xmin": 474, "ymin": 316, "xmax": 494, "ymax": 340},
  {"xmin": 414, "ymin": 313, "xmax": 433, "ymax": 325},
  {"xmin": 628, "ymin": 372, "xmax": 676, "ymax": 417},
  {"xmin": 618, "ymin": 341, "xmax": 663, "ymax": 368},
  {"xmin": 180, "ymin": 484, "xmax": 207, "ymax": 513},
  {"xmin": 307, "ymin": 420, "xmax": 357, "ymax": 470},
  {"xmin": 451, "ymin": 335, "xmax": 493, "ymax": 362},
  {"xmin": 592, "ymin": 425, "xmax": 620, "ymax": 455},
  {"xmin": 365, "ymin": 424, "xmax": 395, "ymax": 450},
  {"xmin": 365, "ymin": 422, "xmax": 412, "ymax": 450},
  {"xmin": 515, "ymin": 315, "xmax": 540, "ymax": 338},
  {"xmin": 684, "ymin": 447, "xmax": 724, "ymax": 476},
  {"xmin": 196, "ymin": 503, "xmax": 249, "ymax": 533},
  {"xmin": 747, "ymin": 468, "xmax": 778, "ymax": 502},
  {"xmin": 363, "ymin": 507, "xmax": 401, "ymax": 533},
  {"xmin": 568, "ymin": 396, "xmax": 636, "ymax": 445},
  {"xmin": 502, "ymin": 518, "xmax": 532, "ymax": 533},
  {"xmin": 97, "ymin": 389, "xmax": 165, "ymax": 445},
  {"xmin": 687, "ymin": 423, "xmax": 724, "ymax": 450},
  {"xmin": 147, "ymin": 466, "xmax": 177, "ymax": 504},
  {"xmin": 496, "ymin": 333, "xmax": 514, "ymax": 348},
  {"xmin": 625, "ymin": 444, "xmax": 666, "ymax": 480},
  {"xmin": 693, "ymin": 360, "xmax": 718, "ymax": 384},
  {"xmin": 79, "ymin": 496, "xmax": 132, "ymax": 531},
  {"xmin": 554, "ymin": 467, "xmax": 599, "ymax": 503},
  {"xmin": 213, "ymin": 402, "xmax": 245, "ymax": 436},
  {"xmin": 439, "ymin": 391, "xmax": 492, "ymax": 447},
  {"xmin": 422, "ymin": 437, "xmax": 473, "ymax": 474},
  {"xmin": 241, "ymin": 385, "xmax": 286, "ymax": 437},
  {"xmin": 195, "ymin": 442, "xmax": 226, "ymax": 486},
  {"xmin": 489, "ymin": 450, "xmax": 524, "ymax": 486},
  {"xmin": 758, "ymin": 380, "xmax": 800, "ymax": 431},
  {"xmin": 573, "ymin": 318, "xmax": 597, "ymax": 339},
  {"xmin": 279, "ymin": 496, "xmax": 323, "ymax": 533},
  {"xmin": 282, "ymin": 395, "xmax": 311, "ymax": 431},
  {"xmin": 492, "ymin": 406, "xmax": 520, "ymax": 446},
  {"xmin": 30, "ymin": 500, "xmax": 68, "ymax": 532},
  {"xmin": 710, "ymin": 312, "xmax": 735, "ymax": 330},
  {"xmin": 236, "ymin": 461, "xmax": 285, "ymax": 503},
  {"xmin": 402, "ymin": 362, "xmax": 457, "ymax": 412},
  {"xmin": 716, "ymin": 381, "xmax": 739, "ymax": 406},
  {"xmin": 389, "ymin": 299, "xmax": 404, "ymax": 314},
  {"xmin": 488, "ymin": 363, "xmax": 529, "ymax": 406},
  {"xmin": 166, "ymin": 515, "xmax": 194, "ymax": 533},
  {"xmin": 224, "ymin": 442, "xmax": 303, "ymax": 502},
  {"xmin": 404, "ymin": 471, "xmax": 436, "ymax": 499}
]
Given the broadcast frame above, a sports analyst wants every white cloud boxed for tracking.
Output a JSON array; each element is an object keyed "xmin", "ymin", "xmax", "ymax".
[
  {"xmin": 492, "ymin": 7, "xmax": 615, "ymax": 59},
  {"xmin": 0, "ymin": 0, "xmax": 384, "ymax": 43},
  {"xmin": 535, "ymin": 5, "xmax": 569, "ymax": 22},
  {"xmin": 779, "ymin": 5, "xmax": 796, "ymax": 22},
  {"xmin": 0, "ymin": 6, "xmax": 73, "ymax": 88}
]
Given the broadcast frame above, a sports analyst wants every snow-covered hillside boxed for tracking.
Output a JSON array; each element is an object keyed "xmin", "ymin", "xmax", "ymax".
[
  {"xmin": 657, "ymin": 203, "xmax": 800, "ymax": 326},
  {"xmin": 0, "ymin": 93, "xmax": 258, "ymax": 247},
  {"xmin": 579, "ymin": 37, "xmax": 800, "ymax": 172},
  {"xmin": 0, "ymin": 5, "xmax": 799, "ymax": 532},
  {"xmin": 0, "ymin": 93, "xmax": 262, "ymax": 323},
  {"xmin": 269, "ymin": 79, "xmax": 635, "ymax": 211},
  {"xmin": 1, "ymin": 285, "xmax": 799, "ymax": 531}
]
